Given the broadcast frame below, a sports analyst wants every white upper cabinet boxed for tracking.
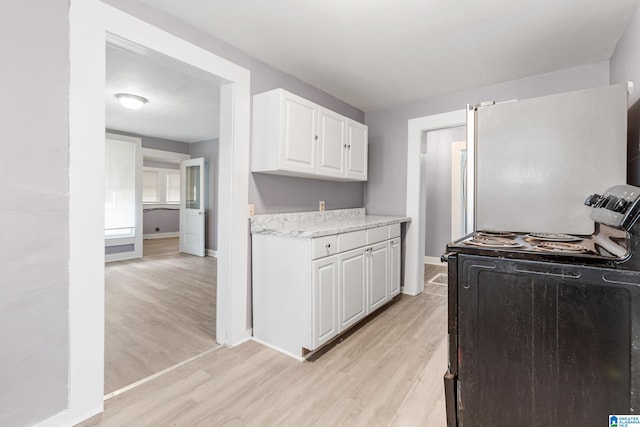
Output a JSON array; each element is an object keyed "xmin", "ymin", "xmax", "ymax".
[
  {"xmin": 317, "ymin": 107, "xmax": 347, "ymax": 178},
  {"xmin": 346, "ymin": 120, "xmax": 368, "ymax": 181},
  {"xmin": 252, "ymin": 88, "xmax": 367, "ymax": 181},
  {"xmin": 281, "ymin": 93, "xmax": 317, "ymax": 174}
]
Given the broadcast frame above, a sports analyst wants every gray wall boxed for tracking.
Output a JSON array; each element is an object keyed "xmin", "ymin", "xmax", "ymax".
[
  {"xmin": 364, "ymin": 61, "xmax": 610, "ymax": 216},
  {"xmin": 143, "ymin": 209, "xmax": 179, "ymax": 234},
  {"xmin": 1, "ymin": 1, "xmax": 70, "ymax": 426},
  {"xmin": 107, "ymin": 129, "xmax": 191, "ymax": 153},
  {"xmin": 190, "ymin": 138, "xmax": 219, "ymax": 251},
  {"xmin": 423, "ymin": 127, "xmax": 466, "ymax": 257},
  {"xmin": 101, "ymin": 0, "xmax": 365, "ymax": 215},
  {"xmin": 610, "ymin": 2, "xmax": 640, "ymax": 185}
]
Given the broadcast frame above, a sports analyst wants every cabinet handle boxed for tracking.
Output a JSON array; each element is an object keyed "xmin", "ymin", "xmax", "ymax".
[
  {"xmin": 348, "ymin": 144, "xmax": 351, "ymax": 149},
  {"xmin": 315, "ymin": 135, "xmax": 318, "ymax": 141},
  {"xmin": 326, "ymin": 243, "xmax": 331, "ymax": 249},
  {"xmin": 344, "ymin": 144, "xmax": 347, "ymax": 148}
]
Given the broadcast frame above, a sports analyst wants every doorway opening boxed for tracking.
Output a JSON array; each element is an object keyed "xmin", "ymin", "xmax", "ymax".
[
  {"xmin": 103, "ymin": 37, "xmax": 222, "ymax": 397},
  {"xmin": 420, "ymin": 126, "xmax": 465, "ymax": 296},
  {"xmin": 404, "ymin": 110, "xmax": 466, "ymax": 295}
]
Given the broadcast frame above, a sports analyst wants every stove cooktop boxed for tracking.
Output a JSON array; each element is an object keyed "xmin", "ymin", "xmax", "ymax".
[{"xmin": 446, "ymin": 227, "xmax": 629, "ymax": 267}]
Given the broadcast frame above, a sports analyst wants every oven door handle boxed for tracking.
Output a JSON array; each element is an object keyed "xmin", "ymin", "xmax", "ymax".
[{"xmin": 514, "ymin": 266, "xmax": 581, "ymax": 279}]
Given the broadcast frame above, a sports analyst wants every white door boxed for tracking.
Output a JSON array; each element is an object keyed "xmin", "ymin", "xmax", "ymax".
[
  {"xmin": 180, "ymin": 158, "xmax": 205, "ymax": 257},
  {"xmin": 368, "ymin": 242, "xmax": 389, "ymax": 312},
  {"xmin": 339, "ymin": 248, "xmax": 367, "ymax": 331},
  {"xmin": 281, "ymin": 92, "xmax": 317, "ymax": 174},
  {"xmin": 345, "ymin": 119, "xmax": 368, "ymax": 181},
  {"xmin": 317, "ymin": 107, "xmax": 346, "ymax": 178},
  {"xmin": 312, "ymin": 256, "xmax": 339, "ymax": 349}
]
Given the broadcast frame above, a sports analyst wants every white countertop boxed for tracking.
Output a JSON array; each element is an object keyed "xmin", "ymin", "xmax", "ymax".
[{"xmin": 250, "ymin": 208, "xmax": 410, "ymax": 238}]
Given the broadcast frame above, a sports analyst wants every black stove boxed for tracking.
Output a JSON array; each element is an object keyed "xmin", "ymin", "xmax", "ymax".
[{"xmin": 443, "ymin": 185, "xmax": 640, "ymax": 427}]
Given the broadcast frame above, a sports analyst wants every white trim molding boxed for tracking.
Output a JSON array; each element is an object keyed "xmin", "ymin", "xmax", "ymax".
[
  {"xmin": 206, "ymin": 249, "xmax": 218, "ymax": 258},
  {"xmin": 143, "ymin": 232, "xmax": 179, "ymax": 240},
  {"xmin": 405, "ymin": 110, "xmax": 466, "ymax": 296},
  {"xmin": 142, "ymin": 147, "xmax": 190, "ymax": 164},
  {"xmin": 53, "ymin": 1, "xmax": 252, "ymax": 426}
]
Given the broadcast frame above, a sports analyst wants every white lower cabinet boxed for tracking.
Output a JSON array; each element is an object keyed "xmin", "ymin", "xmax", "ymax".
[
  {"xmin": 339, "ymin": 248, "xmax": 367, "ymax": 330},
  {"xmin": 368, "ymin": 242, "xmax": 389, "ymax": 312},
  {"xmin": 389, "ymin": 237, "xmax": 401, "ymax": 297},
  {"xmin": 312, "ymin": 255, "xmax": 339, "ymax": 348},
  {"xmin": 252, "ymin": 223, "xmax": 402, "ymax": 360}
]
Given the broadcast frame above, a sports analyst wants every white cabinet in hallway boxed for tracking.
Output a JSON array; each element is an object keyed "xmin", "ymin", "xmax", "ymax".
[
  {"xmin": 252, "ymin": 88, "xmax": 368, "ymax": 181},
  {"xmin": 252, "ymin": 214, "xmax": 404, "ymax": 360}
]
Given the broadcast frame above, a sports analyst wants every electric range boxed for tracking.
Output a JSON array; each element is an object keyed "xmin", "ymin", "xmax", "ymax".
[{"xmin": 443, "ymin": 184, "xmax": 640, "ymax": 427}]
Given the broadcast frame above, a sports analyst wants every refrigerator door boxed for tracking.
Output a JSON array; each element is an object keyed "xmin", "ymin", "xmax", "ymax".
[{"xmin": 473, "ymin": 84, "xmax": 627, "ymax": 235}]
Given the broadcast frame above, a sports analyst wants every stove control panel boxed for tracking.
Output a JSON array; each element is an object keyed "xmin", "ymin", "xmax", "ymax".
[{"xmin": 586, "ymin": 184, "xmax": 640, "ymax": 230}]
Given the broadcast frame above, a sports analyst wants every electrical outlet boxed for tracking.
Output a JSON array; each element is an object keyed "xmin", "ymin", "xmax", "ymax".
[
  {"xmin": 319, "ymin": 200, "xmax": 325, "ymax": 211},
  {"xmin": 248, "ymin": 204, "xmax": 255, "ymax": 217}
]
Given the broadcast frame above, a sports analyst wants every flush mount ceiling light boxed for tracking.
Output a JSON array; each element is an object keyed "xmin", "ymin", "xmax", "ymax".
[{"xmin": 115, "ymin": 93, "xmax": 148, "ymax": 110}]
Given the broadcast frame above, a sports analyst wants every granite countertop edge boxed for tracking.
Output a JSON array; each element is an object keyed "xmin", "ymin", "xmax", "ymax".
[{"xmin": 251, "ymin": 215, "xmax": 411, "ymax": 238}]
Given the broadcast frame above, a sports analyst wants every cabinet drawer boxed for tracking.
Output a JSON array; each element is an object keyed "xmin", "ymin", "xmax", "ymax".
[
  {"xmin": 338, "ymin": 230, "xmax": 366, "ymax": 252},
  {"xmin": 367, "ymin": 226, "xmax": 389, "ymax": 245},
  {"xmin": 389, "ymin": 223, "xmax": 400, "ymax": 239},
  {"xmin": 312, "ymin": 235, "xmax": 338, "ymax": 260}
]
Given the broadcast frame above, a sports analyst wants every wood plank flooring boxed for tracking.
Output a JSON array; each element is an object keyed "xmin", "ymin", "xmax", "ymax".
[
  {"xmin": 143, "ymin": 236, "xmax": 179, "ymax": 256},
  {"xmin": 89, "ymin": 264, "xmax": 448, "ymax": 426},
  {"xmin": 424, "ymin": 263, "xmax": 447, "ymax": 297},
  {"xmin": 105, "ymin": 241, "xmax": 217, "ymax": 394}
]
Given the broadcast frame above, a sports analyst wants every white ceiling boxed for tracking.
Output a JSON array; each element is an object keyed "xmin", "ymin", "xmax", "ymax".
[
  {"xmin": 139, "ymin": 0, "xmax": 639, "ymax": 111},
  {"xmin": 106, "ymin": 38, "xmax": 221, "ymax": 143}
]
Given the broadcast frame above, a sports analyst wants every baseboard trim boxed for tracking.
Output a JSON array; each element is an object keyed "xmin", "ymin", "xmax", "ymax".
[
  {"xmin": 424, "ymin": 256, "xmax": 445, "ymax": 265},
  {"xmin": 206, "ymin": 249, "xmax": 218, "ymax": 258},
  {"xmin": 143, "ymin": 232, "xmax": 179, "ymax": 240}
]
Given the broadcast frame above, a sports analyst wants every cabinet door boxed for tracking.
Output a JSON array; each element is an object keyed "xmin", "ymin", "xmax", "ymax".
[
  {"xmin": 281, "ymin": 93, "xmax": 317, "ymax": 174},
  {"xmin": 389, "ymin": 238, "xmax": 401, "ymax": 297},
  {"xmin": 312, "ymin": 256, "xmax": 339, "ymax": 349},
  {"xmin": 346, "ymin": 119, "xmax": 368, "ymax": 181},
  {"xmin": 339, "ymin": 248, "xmax": 367, "ymax": 331},
  {"xmin": 317, "ymin": 107, "xmax": 346, "ymax": 178},
  {"xmin": 368, "ymin": 242, "xmax": 389, "ymax": 312}
]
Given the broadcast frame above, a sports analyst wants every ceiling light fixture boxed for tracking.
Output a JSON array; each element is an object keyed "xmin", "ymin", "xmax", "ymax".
[{"xmin": 115, "ymin": 93, "xmax": 148, "ymax": 110}]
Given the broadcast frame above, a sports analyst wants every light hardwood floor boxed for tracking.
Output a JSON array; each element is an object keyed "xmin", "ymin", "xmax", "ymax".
[
  {"xmin": 143, "ymin": 236, "xmax": 179, "ymax": 256},
  {"xmin": 88, "ymin": 265, "xmax": 448, "ymax": 426},
  {"xmin": 105, "ymin": 240, "xmax": 217, "ymax": 394},
  {"xmin": 424, "ymin": 263, "xmax": 447, "ymax": 297}
]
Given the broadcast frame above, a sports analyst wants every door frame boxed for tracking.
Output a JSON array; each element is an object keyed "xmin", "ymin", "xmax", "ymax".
[
  {"xmin": 58, "ymin": 1, "xmax": 251, "ymax": 425},
  {"xmin": 405, "ymin": 110, "xmax": 466, "ymax": 295},
  {"xmin": 450, "ymin": 140, "xmax": 467, "ymax": 241}
]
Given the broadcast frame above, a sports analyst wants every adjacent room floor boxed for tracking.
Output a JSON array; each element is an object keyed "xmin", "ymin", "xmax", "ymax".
[
  {"xmin": 104, "ymin": 238, "xmax": 217, "ymax": 395},
  {"xmin": 89, "ymin": 262, "xmax": 448, "ymax": 426}
]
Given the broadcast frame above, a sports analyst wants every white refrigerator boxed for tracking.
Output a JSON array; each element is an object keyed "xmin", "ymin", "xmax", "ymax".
[{"xmin": 466, "ymin": 83, "xmax": 628, "ymax": 235}]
